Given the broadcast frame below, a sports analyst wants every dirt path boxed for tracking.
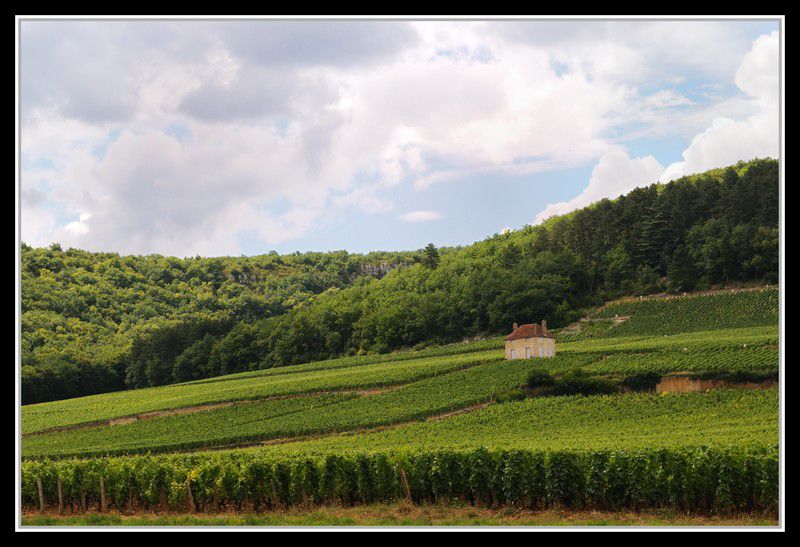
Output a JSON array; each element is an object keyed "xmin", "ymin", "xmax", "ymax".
[
  {"xmin": 426, "ymin": 402, "xmax": 491, "ymax": 421},
  {"xmin": 21, "ymin": 505, "xmax": 779, "ymax": 527}
]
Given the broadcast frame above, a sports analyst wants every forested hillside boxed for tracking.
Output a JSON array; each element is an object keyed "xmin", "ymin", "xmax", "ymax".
[
  {"xmin": 21, "ymin": 249, "xmax": 417, "ymax": 403},
  {"xmin": 21, "ymin": 158, "xmax": 779, "ymax": 403}
]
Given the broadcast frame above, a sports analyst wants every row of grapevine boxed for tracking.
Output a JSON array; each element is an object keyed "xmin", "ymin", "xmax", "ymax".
[
  {"xmin": 558, "ymin": 325, "xmax": 777, "ymax": 355},
  {"xmin": 180, "ymin": 336, "xmax": 507, "ymax": 387},
  {"xmin": 22, "ymin": 445, "xmax": 778, "ymax": 514},
  {"xmin": 574, "ymin": 346, "xmax": 778, "ymax": 375},
  {"xmin": 23, "ymin": 349, "xmax": 498, "ymax": 434},
  {"xmin": 593, "ymin": 287, "xmax": 778, "ymax": 337},
  {"xmin": 27, "ymin": 357, "xmax": 603, "ymax": 458},
  {"xmin": 253, "ymin": 388, "xmax": 777, "ymax": 457}
]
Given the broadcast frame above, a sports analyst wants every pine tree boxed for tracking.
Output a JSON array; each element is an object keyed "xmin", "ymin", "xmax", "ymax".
[
  {"xmin": 667, "ymin": 244, "xmax": 697, "ymax": 292},
  {"xmin": 636, "ymin": 206, "xmax": 670, "ymax": 273},
  {"xmin": 421, "ymin": 243, "xmax": 440, "ymax": 269}
]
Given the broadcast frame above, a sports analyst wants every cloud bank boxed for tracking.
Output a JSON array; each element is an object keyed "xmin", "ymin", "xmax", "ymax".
[
  {"xmin": 659, "ymin": 31, "xmax": 779, "ymax": 182},
  {"xmin": 20, "ymin": 20, "xmax": 780, "ymax": 255},
  {"xmin": 536, "ymin": 29, "xmax": 780, "ymax": 224}
]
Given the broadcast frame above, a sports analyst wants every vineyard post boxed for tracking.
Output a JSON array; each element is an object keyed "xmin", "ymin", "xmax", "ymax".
[
  {"xmin": 36, "ymin": 477, "xmax": 44, "ymax": 513},
  {"xmin": 100, "ymin": 477, "xmax": 106, "ymax": 512},
  {"xmin": 398, "ymin": 464, "xmax": 412, "ymax": 503},
  {"xmin": 186, "ymin": 481, "xmax": 196, "ymax": 512},
  {"xmin": 57, "ymin": 477, "xmax": 63, "ymax": 514},
  {"xmin": 80, "ymin": 488, "xmax": 87, "ymax": 513},
  {"xmin": 270, "ymin": 480, "xmax": 280, "ymax": 509}
]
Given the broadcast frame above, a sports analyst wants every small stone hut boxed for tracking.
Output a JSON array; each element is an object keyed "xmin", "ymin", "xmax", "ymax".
[{"xmin": 504, "ymin": 320, "xmax": 555, "ymax": 360}]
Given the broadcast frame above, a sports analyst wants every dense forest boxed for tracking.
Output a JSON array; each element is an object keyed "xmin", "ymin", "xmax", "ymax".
[{"xmin": 21, "ymin": 158, "xmax": 779, "ymax": 404}]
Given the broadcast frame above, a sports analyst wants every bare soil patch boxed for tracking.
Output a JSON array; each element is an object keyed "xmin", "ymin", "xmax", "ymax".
[{"xmin": 655, "ymin": 375, "xmax": 778, "ymax": 394}]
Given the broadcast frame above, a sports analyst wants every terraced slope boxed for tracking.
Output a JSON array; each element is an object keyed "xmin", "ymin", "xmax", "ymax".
[
  {"xmin": 21, "ymin": 389, "xmax": 779, "ymax": 514},
  {"xmin": 22, "ymin": 287, "xmax": 779, "ymax": 460},
  {"xmin": 181, "ymin": 336, "xmax": 506, "ymax": 386},
  {"xmin": 20, "ymin": 287, "xmax": 781, "ymax": 515},
  {"xmin": 23, "ymin": 355, "xmax": 599, "ymax": 457},
  {"xmin": 22, "ymin": 349, "xmax": 498, "ymax": 434},
  {"xmin": 255, "ymin": 388, "xmax": 777, "ymax": 456}
]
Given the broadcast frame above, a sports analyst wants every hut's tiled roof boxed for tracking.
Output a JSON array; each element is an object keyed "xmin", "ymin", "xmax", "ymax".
[{"xmin": 505, "ymin": 323, "xmax": 554, "ymax": 340}]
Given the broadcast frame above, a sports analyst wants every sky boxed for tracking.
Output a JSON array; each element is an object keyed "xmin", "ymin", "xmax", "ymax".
[{"xmin": 19, "ymin": 18, "xmax": 781, "ymax": 257}]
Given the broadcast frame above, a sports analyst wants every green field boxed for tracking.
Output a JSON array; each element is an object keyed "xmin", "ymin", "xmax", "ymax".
[
  {"xmin": 21, "ymin": 288, "xmax": 780, "ymax": 516},
  {"xmin": 22, "ymin": 349, "xmax": 500, "ymax": 434},
  {"xmin": 24, "ymin": 355, "xmax": 604, "ymax": 457},
  {"xmin": 254, "ymin": 388, "xmax": 777, "ymax": 456},
  {"xmin": 558, "ymin": 325, "xmax": 777, "ymax": 353},
  {"xmin": 179, "ymin": 336, "xmax": 506, "ymax": 387}
]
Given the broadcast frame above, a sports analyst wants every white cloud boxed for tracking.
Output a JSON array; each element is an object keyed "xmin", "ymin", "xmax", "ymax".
[
  {"xmin": 36, "ymin": 125, "xmax": 349, "ymax": 255},
  {"xmin": 399, "ymin": 210, "xmax": 443, "ymax": 223},
  {"xmin": 643, "ymin": 89, "xmax": 694, "ymax": 109},
  {"xmin": 735, "ymin": 31, "xmax": 780, "ymax": 106},
  {"xmin": 535, "ymin": 149, "xmax": 664, "ymax": 224},
  {"xmin": 64, "ymin": 213, "xmax": 91, "ymax": 235},
  {"xmin": 660, "ymin": 31, "xmax": 779, "ymax": 182},
  {"xmin": 20, "ymin": 202, "xmax": 57, "ymax": 249}
]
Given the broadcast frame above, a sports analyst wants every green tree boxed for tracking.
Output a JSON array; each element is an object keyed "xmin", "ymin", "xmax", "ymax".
[
  {"xmin": 667, "ymin": 244, "xmax": 697, "ymax": 292},
  {"xmin": 421, "ymin": 243, "xmax": 440, "ymax": 269}
]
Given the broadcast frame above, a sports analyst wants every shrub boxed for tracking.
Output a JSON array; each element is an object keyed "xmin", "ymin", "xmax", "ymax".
[
  {"xmin": 621, "ymin": 372, "xmax": 662, "ymax": 391},
  {"xmin": 552, "ymin": 370, "xmax": 617, "ymax": 396},
  {"xmin": 526, "ymin": 370, "xmax": 556, "ymax": 389},
  {"xmin": 695, "ymin": 369, "xmax": 778, "ymax": 383}
]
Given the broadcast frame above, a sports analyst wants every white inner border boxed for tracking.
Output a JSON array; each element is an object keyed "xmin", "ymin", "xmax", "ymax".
[{"xmin": 14, "ymin": 13, "xmax": 786, "ymax": 533}]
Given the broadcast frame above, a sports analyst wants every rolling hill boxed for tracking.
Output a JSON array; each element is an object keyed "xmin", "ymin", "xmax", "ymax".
[{"xmin": 22, "ymin": 287, "xmax": 780, "ymax": 515}]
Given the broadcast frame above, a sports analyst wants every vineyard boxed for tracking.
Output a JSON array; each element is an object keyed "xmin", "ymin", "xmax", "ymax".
[
  {"xmin": 24, "ymin": 356, "xmax": 604, "ymax": 457},
  {"xmin": 253, "ymin": 388, "xmax": 777, "ymax": 456},
  {"xmin": 20, "ymin": 287, "xmax": 781, "ymax": 516},
  {"xmin": 22, "ymin": 444, "xmax": 778, "ymax": 514},
  {"xmin": 591, "ymin": 287, "xmax": 778, "ymax": 337},
  {"xmin": 22, "ymin": 349, "xmax": 501, "ymax": 435}
]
